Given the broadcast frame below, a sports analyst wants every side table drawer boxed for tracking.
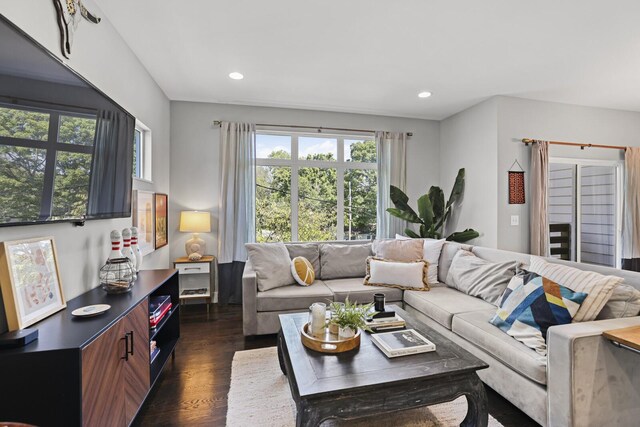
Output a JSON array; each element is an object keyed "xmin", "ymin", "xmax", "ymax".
[{"xmin": 176, "ymin": 262, "xmax": 210, "ymax": 275}]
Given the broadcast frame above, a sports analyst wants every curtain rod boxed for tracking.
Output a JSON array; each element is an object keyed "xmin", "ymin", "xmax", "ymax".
[
  {"xmin": 522, "ymin": 138, "xmax": 626, "ymax": 151},
  {"xmin": 212, "ymin": 120, "xmax": 413, "ymax": 137}
]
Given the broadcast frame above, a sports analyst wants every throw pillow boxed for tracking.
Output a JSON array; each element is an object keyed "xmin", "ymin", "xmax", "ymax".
[
  {"xmin": 490, "ymin": 271, "xmax": 588, "ymax": 356},
  {"xmin": 291, "ymin": 256, "xmax": 315, "ymax": 286},
  {"xmin": 596, "ymin": 284, "xmax": 640, "ymax": 319},
  {"xmin": 529, "ymin": 256, "xmax": 623, "ymax": 322},
  {"xmin": 245, "ymin": 243, "xmax": 295, "ymax": 291},
  {"xmin": 423, "ymin": 239, "xmax": 446, "ymax": 284},
  {"xmin": 438, "ymin": 241, "xmax": 473, "ymax": 283},
  {"xmin": 446, "ymin": 250, "xmax": 519, "ymax": 305},
  {"xmin": 319, "ymin": 243, "xmax": 371, "ymax": 279},
  {"xmin": 364, "ymin": 257, "xmax": 429, "ymax": 291},
  {"xmin": 393, "ymin": 235, "xmax": 446, "ymax": 284},
  {"xmin": 373, "ymin": 239, "xmax": 423, "ymax": 262},
  {"xmin": 285, "ymin": 243, "xmax": 320, "ymax": 277}
]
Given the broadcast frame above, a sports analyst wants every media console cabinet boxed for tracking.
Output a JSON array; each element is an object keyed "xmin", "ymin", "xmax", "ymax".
[{"xmin": 0, "ymin": 269, "xmax": 179, "ymax": 427}]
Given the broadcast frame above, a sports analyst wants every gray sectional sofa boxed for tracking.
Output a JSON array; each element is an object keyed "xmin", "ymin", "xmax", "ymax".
[{"xmin": 242, "ymin": 240, "xmax": 640, "ymax": 427}]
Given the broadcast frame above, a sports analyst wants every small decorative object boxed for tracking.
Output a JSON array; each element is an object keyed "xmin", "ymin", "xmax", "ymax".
[
  {"xmin": 121, "ymin": 228, "xmax": 137, "ymax": 280},
  {"xmin": 300, "ymin": 323, "xmax": 362, "ymax": 354},
  {"xmin": 71, "ymin": 304, "xmax": 111, "ymax": 317},
  {"xmin": 154, "ymin": 193, "xmax": 168, "ymax": 249},
  {"xmin": 130, "ymin": 227, "xmax": 143, "ymax": 271},
  {"xmin": 132, "ymin": 190, "xmax": 155, "ymax": 256},
  {"xmin": 0, "ymin": 237, "xmax": 66, "ymax": 330},
  {"xmin": 328, "ymin": 297, "xmax": 375, "ymax": 339},
  {"xmin": 188, "ymin": 252, "xmax": 202, "ymax": 261},
  {"xmin": 99, "ymin": 258, "xmax": 135, "ymax": 294},
  {"xmin": 374, "ymin": 293, "xmax": 385, "ymax": 312},
  {"xmin": 52, "ymin": 0, "xmax": 101, "ymax": 59},
  {"xmin": 308, "ymin": 302, "xmax": 327, "ymax": 338},
  {"xmin": 0, "ymin": 328, "xmax": 38, "ymax": 349},
  {"xmin": 179, "ymin": 210, "xmax": 211, "ymax": 257},
  {"xmin": 508, "ymin": 159, "xmax": 526, "ymax": 204},
  {"xmin": 387, "ymin": 168, "xmax": 480, "ymax": 242}
]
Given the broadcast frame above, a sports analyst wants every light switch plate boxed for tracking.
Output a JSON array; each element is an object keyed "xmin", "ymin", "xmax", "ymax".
[{"xmin": 511, "ymin": 215, "xmax": 519, "ymax": 226}]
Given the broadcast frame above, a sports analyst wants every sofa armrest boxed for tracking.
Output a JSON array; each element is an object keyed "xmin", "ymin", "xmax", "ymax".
[
  {"xmin": 242, "ymin": 261, "xmax": 259, "ymax": 336},
  {"xmin": 547, "ymin": 317, "xmax": 640, "ymax": 427}
]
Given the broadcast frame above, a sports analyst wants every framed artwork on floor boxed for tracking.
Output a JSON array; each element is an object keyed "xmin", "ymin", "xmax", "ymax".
[
  {"xmin": 0, "ymin": 236, "xmax": 66, "ymax": 330},
  {"xmin": 155, "ymin": 193, "xmax": 168, "ymax": 249},
  {"xmin": 133, "ymin": 190, "xmax": 155, "ymax": 256}
]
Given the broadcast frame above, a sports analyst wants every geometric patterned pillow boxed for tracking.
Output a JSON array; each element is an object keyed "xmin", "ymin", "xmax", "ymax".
[{"xmin": 490, "ymin": 270, "xmax": 588, "ymax": 356}]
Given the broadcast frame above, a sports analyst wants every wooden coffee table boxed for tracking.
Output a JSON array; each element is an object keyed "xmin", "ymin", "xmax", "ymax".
[{"xmin": 277, "ymin": 304, "xmax": 489, "ymax": 427}]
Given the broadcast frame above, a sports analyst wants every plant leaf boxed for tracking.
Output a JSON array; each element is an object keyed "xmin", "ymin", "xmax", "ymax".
[
  {"xmin": 428, "ymin": 186, "xmax": 445, "ymax": 221},
  {"xmin": 389, "ymin": 185, "xmax": 420, "ymax": 219},
  {"xmin": 404, "ymin": 228, "xmax": 420, "ymax": 238},
  {"xmin": 446, "ymin": 168, "xmax": 466, "ymax": 209},
  {"xmin": 417, "ymin": 194, "xmax": 434, "ymax": 227},
  {"xmin": 386, "ymin": 208, "xmax": 421, "ymax": 223},
  {"xmin": 446, "ymin": 228, "xmax": 479, "ymax": 242}
]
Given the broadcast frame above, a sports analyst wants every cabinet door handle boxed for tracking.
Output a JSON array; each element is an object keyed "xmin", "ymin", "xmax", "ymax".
[
  {"xmin": 184, "ymin": 267, "xmax": 201, "ymax": 271},
  {"xmin": 121, "ymin": 335, "xmax": 129, "ymax": 361},
  {"xmin": 128, "ymin": 331, "xmax": 134, "ymax": 356}
]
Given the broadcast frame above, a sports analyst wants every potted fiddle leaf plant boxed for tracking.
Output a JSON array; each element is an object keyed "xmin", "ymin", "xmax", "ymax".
[
  {"xmin": 387, "ymin": 168, "xmax": 480, "ymax": 242},
  {"xmin": 328, "ymin": 298, "xmax": 375, "ymax": 340}
]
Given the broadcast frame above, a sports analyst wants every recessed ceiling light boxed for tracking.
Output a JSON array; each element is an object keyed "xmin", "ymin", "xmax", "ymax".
[
  {"xmin": 229, "ymin": 72, "xmax": 244, "ymax": 80},
  {"xmin": 418, "ymin": 91, "xmax": 432, "ymax": 98}
]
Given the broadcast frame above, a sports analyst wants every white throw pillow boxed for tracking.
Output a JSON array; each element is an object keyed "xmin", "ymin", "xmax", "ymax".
[
  {"xmin": 423, "ymin": 239, "xmax": 446, "ymax": 284},
  {"xmin": 364, "ymin": 257, "xmax": 429, "ymax": 291},
  {"xmin": 529, "ymin": 256, "xmax": 623, "ymax": 322}
]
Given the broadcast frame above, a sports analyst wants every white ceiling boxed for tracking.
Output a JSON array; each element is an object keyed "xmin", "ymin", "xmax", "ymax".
[{"xmin": 97, "ymin": 0, "xmax": 640, "ymax": 120}]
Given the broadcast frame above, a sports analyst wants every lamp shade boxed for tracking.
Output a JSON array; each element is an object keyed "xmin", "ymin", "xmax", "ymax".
[{"xmin": 179, "ymin": 211, "xmax": 211, "ymax": 233}]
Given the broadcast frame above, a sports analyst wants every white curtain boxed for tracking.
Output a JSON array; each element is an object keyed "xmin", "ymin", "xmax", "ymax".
[
  {"xmin": 376, "ymin": 131, "xmax": 407, "ymax": 239},
  {"xmin": 530, "ymin": 140, "xmax": 549, "ymax": 256},
  {"xmin": 217, "ymin": 122, "xmax": 255, "ymax": 303},
  {"xmin": 622, "ymin": 147, "xmax": 640, "ymax": 271}
]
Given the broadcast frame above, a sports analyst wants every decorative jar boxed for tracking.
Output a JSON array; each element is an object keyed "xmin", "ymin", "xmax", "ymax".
[{"xmin": 100, "ymin": 257, "xmax": 135, "ymax": 294}]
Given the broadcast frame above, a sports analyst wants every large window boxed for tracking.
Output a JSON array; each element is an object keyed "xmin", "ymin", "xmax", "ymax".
[
  {"xmin": 0, "ymin": 103, "xmax": 96, "ymax": 222},
  {"xmin": 255, "ymin": 130, "xmax": 377, "ymax": 242},
  {"xmin": 548, "ymin": 158, "xmax": 623, "ymax": 267}
]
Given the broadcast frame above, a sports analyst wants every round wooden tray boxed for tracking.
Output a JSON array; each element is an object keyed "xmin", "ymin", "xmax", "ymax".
[{"xmin": 300, "ymin": 322, "xmax": 361, "ymax": 353}]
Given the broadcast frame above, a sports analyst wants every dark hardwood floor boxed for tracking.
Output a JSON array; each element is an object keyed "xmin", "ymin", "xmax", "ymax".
[{"xmin": 133, "ymin": 304, "xmax": 539, "ymax": 427}]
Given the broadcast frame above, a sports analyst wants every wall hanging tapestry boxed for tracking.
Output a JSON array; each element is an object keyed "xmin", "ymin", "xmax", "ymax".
[
  {"xmin": 52, "ymin": 0, "xmax": 101, "ymax": 59},
  {"xmin": 508, "ymin": 159, "xmax": 526, "ymax": 204}
]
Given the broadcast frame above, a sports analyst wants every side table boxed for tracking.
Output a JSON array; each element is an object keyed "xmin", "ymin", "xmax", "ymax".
[
  {"xmin": 173, "ymin": 255, "xmax": 217, "ymax": 313},
  {"xmin": 603, "ymin": 326, "xmax": 640, "ymax": 355}
]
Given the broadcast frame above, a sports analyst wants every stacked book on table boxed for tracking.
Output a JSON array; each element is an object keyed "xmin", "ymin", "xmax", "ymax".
[
  {"xmin": 149, "ymin": 295, "xmax": 172, "ymax": 329},
  {"xmin": 371, "ymin": 329, "xmax": 436, "ymax": 358},
  {"xmin": 366, "ymin": 313, "xmax": 407, "ymax": 333}
]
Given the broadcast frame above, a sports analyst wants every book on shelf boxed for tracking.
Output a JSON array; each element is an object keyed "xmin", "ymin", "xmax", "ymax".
[
  {"xmin": 371, "ymin": 329, "xmax": 436, "ymax": 358},
  {"xmin": 150, "ymin": 346, "xmax": 161, "ymax": 364},
  {"xmin": 149, "ymin": 295, "xmax": 172, "ymax": 328},
  {"xmin": 181, "ymin": 288, "xmax": 208, "ymax": 296}
]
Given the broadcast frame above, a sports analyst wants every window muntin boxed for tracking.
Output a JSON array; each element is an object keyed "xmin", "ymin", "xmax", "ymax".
[{"xmin": 255, "ymin": 131, "xmax": 377, "ymax": 242}]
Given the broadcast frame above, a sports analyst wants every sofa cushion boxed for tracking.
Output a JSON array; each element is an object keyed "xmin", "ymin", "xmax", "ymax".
[
  {"xmin": 373, "ymin": 239, "xmax": 424, "ymax": 262},
  {"xmin": 438, "ymin": 242, "xmax": 473, "ymax": 283},
  {"xmin": 530, "ymin": 256, "xmax": 623, "ymax": 321},
  {"xmin": 285, "ymin": 243, "xmax": 320, "ymax": 277},
  {"xmin": 453, "ymin": 309, "xmax": 548, "ymax": 385},
  {"xmin": 319, "ymin": 243, "xmax": 371, "ymax": 279},
  {"xmin": 364, "ymin": 257, "xmax": 429, "ymax": 291},
  {"xmin": 597, "ymin": 284, "xmax": 640, "ymax": 319},
  {"xmin": 403, "ymin": 286, "xmax": 495, "ymax": 329},
  {"xmin": 324, "ymin": 278, "xmax": 402, "ymax": 304},
  {"xmin": 446, "ymin": 249, "xmax": 518, "ymax": 305},
  {"xmin": 256, "ymin": 280, "xmax": 333, "ymax": 312},
  {"xmin": 245, "ymin": 242, "xmax": 296, "ymax": 291},
  {"xmin": 291, "ymin": 256, "xmax": 315, "ymax": 286}
]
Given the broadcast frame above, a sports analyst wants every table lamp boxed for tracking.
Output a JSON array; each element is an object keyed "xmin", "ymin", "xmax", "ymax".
[{"xmin": 179, "ymin": 210, "xmax": 211, "ymax": 260}]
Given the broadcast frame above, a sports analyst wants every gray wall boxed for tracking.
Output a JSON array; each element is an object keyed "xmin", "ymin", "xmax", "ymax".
[
  {"xmin": 0, "ymin": 1, "xmax": 171, "ymax": 332},
  {"xmin": 170, "ymin": 101, "xmax": 440, "ymax": 273},
  {"xmin": 496, "ymin": 96, "xmax": 640, "ymax": 253},
  {"xmin": 440, "ymin": 98, "xmax": 499, "ymax": 247}
]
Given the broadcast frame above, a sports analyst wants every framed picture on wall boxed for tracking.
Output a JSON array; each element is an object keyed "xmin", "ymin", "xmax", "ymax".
[
  {"xmin": 155, "ymin": 193, "xmax": 168, "ymax": 249},
  {"xmin": 133, "ymin": 190, "xmax": 155, "ymax": 256},
  {"xmin": 0, "ymin": 237, "xmax": 66, "ymax": 330}
]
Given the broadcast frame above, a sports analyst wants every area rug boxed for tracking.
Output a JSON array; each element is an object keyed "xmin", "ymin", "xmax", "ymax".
[{"xmin": 226, "ymin": 347, "xmax": 503, "ymax": 427}]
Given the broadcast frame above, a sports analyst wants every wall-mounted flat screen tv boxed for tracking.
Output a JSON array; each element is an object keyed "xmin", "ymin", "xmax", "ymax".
[{"xmin": 0, "ymin": 15, "xmax": 134, "ymax": 227}]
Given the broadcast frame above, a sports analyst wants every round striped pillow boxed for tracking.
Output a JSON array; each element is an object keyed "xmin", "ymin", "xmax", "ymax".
[{"xmin": 291, "ymin": 256, "xmax": 315, "ymax": 286}]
